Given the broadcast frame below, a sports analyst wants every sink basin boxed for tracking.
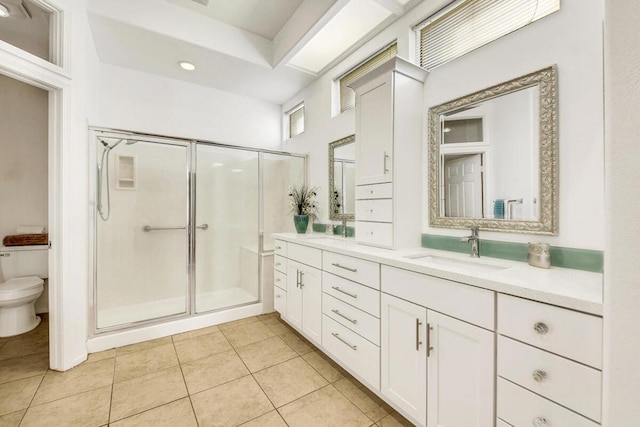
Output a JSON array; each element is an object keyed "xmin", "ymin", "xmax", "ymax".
[{"xmin": 403, "ymin": 254, "xmax": 509, "ymax": 274}]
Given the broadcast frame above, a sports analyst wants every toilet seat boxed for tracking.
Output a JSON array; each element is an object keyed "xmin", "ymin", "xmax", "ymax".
[{"xmin": 0, "ymin": 276, "xmax": 44, "ymax": 300}]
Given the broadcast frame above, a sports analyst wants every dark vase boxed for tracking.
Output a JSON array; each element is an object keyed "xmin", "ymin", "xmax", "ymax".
[{"xmin": 293, "ymin": 215, "xmax": 309, "ymax": 234}]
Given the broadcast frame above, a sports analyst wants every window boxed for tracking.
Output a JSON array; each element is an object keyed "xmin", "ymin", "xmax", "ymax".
[
  {"xmin": 416, "ymin": 0, "xmax": 560, "ymax": 70},
  {"xmin": 337, "ymin": 43, "xmax": 397, "ymax": 113},
  {"xmin": 287, "ymin": 103, "xmax": 305, "ymax": 139}
]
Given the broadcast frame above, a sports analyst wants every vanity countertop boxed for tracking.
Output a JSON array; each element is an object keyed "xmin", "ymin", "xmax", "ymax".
[{"xmin": 273, "ymin": 233, "xmax": 603, "ymax": 316}]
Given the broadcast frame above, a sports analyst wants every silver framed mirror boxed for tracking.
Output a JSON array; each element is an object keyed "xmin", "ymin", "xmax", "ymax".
[
  {"xmin": 329, "ymin": 135, "xmax": 356, "ymax": 221},
  {"xmin": 428, "ymin": 65, "xmax": 558, "ymax": 234}
]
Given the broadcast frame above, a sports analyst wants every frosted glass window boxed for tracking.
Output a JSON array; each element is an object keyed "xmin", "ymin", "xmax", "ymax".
[
  {"xmin": 417, "ymin": 0, "xmax": 560, "ymax": 70},
  {"xmin": 287, "ymin": 103, "xmax": 305, "ymax": 138}
]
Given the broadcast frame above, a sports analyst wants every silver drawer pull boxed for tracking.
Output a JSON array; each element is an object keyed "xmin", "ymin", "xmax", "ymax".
[
  {"xmin": 331, "ymin": 286, "xmax": 358, "ymax": 299},
  {"xmin": 331, "ymin": 309, "xmax": 357, "ymax": 324},
  {"xmin": 532, "ymin": 417, "xmax": 548, "ymax": 426},
  {"xmin": 532, "ymin": 369, "xmax": 547, "ymax": 382},
  {"xmin": 534, "ymin": 322, "xmax": 549, "ymax": 334},
  {"xmin": 415, "ymin": 319, "xmax": 422, "ymax": 351},
  {"xmin": 0, "ymin": 253, "xmax": 10, "ymax": 257},
  {"xmin": 331, "ymin": 332, "xmax": 357, "ymax": 350},
  {"xmin": 331, "ymin": 263, "xmax": 357, "ymax": 273}
]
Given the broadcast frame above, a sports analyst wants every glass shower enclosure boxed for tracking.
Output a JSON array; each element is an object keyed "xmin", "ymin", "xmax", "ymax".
[{"xmin": 92, "ymin": 129, "xmax": 305, "ymax": 332}]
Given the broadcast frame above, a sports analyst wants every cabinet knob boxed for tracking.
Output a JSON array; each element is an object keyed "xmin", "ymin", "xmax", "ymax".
[
  {"xmin": 370, "ymin": 190, "xmax": 373, "ymax": 194},
  {"xmin": 532, "ymin": 369, "xmax": 547, "ymax": 382},
  {"xmin": 532, "ymin": 416, "xmax": 548, "ymax": 426},
  {"xmin": 275, "ymin": 278, "xmax": 280, "ymax": 282},
  {"xmin": 533, "ymin": 322, "xmax": 549, "ymax": 334},
  {"xmin": 369, "ymin": 209, "xmax": 374, "ymax": 213},
  {"xmin": 275, "ymin": 262, "xmax": 281, "ymax": 266},
  {"xmin": 370, "ymin": 231, "xmax": 374, "ymax": 235},
  {"xmin": 275, "ymin": 295, "xmax": 281, "ymax": 299},
  {"xmin": 275, "ymin": 246, "xmax": 282, "ymax": 250}
]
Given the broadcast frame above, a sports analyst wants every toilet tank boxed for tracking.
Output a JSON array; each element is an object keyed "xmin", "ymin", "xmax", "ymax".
[{"xmin": 0, "ymin": 245, "xmax": 48, "ymax": 281}]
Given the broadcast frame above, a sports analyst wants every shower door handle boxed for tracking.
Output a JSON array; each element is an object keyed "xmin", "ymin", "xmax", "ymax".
[{"xmin": 196, "ymin": 224, "xmax": 209, "ymax": 231}]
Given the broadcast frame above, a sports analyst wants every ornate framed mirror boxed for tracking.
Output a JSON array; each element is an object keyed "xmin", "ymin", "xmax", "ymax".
[
  {"xmin": 328, "ymin": 135, "xmax": 356, "ymax": 221},
  {"xmin": 428, "ymin": 66, "xmax": 558, "ymax": 234}
]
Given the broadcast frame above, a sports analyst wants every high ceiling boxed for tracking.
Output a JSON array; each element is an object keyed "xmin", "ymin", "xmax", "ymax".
[{"xmin": 87, "ymin": 0, "xmax": 422, "ymax": 104}]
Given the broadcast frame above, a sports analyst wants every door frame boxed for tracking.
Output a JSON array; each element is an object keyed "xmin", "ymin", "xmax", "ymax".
[{"xmin": 0, "ymin": 0, "xmax": 74, "ymax": 370}]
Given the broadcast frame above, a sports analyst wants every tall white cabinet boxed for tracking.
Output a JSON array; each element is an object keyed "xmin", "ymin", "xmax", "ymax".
[{"xmin": 349, "ymin": 56, "xmax": 428, "ymax": 249}]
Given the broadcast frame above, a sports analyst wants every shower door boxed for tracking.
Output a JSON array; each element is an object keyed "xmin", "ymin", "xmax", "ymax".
[
  {"xmin": 194, "ymin": 144, "xmax": 260, "ymax": 312},
  {"xmin": 96, "ymin": 139, "xmax": 190, "ymax": 329}
]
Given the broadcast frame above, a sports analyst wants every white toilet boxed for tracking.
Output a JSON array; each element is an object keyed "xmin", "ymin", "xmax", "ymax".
[{"xmin": 0, "ymin": 245, "xmax": 47, "ymax": 337}]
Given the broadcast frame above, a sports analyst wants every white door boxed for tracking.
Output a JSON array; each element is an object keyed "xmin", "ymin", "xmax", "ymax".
[
  {"xmin": 356, "ymin": 73, "xmax": 394, "ymax": 185},
  {"xmin": 300, "ymin": 265, "xmax": 322, "ymax": 346},
  {"xmin": 381, "ymin": 294, "xmax": 427, "ymax": 426},
  {"xmin": 443, "ymin": 154, "xmax": 483, "ymax": 218},
  {"xmin": 427, "ymin": 310, "xmax": 495, "ymax": 427},
  {"xmin": 286, "ymin": 261, "xmax": 303, "ymax": 330}
]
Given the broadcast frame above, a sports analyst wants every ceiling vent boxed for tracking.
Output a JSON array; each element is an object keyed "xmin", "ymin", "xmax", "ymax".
[{"xmin": 190, "ymin": 0, "xmax": 209, "ymax": 6}]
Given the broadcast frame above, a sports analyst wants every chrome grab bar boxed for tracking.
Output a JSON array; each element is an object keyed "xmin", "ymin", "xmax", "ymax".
[{"xmin": 142, "ymin": 224, "xmax": 209, "ymax": 232}]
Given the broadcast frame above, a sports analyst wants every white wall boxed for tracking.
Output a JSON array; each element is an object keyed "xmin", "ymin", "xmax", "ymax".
[
  {"xmin": 93, "ymin": 63, "xmax": 283, "ymax": 149},
  {"xmin": 603, "ymin": 1, "xmax": 640, "ymax": 424},
  {"xmin": 0, "ymin": 73, "xmax": 48, "ymax": 240},
  {"xmin": 282, "ymin": 0, "xmax": 604, "ymax": 251}
]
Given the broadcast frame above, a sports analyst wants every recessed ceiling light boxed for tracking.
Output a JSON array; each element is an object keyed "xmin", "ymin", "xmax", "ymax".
[
  {"xmin": 178, "ymin": 61, "xmax": 196, "ymax": 71},
  {"xmin": 231, "ymin": 169, "xmax": 243, "ymax": 173},
  {"xmin": 212, "ymin": 162, "xmax": 224, "ymax": 167},
  {"xmin": 0, "ymin": 3, "xmax": 10, "ymax": 18}
]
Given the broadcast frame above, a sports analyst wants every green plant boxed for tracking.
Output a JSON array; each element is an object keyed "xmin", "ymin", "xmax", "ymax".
[{"xmin": 288, "ymin": 184, "xmax": 319, "ymax": 218}]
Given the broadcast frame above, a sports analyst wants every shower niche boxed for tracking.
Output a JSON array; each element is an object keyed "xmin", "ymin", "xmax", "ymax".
[{"xmin": 115, "ymin": 154, "xmax": 136, "ymax": 190}]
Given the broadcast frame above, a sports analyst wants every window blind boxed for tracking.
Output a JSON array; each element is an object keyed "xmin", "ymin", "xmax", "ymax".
[
  {"xmin": 339, "ymin": 43, "xmax": 398, "ymax": 113},
  {"xmin": 289, "ymin": 104, "xmax": 305, "ymax": 138},
  {"xmin": 418, "ymin": 0, "xmax": 559, "ymax": 70}
]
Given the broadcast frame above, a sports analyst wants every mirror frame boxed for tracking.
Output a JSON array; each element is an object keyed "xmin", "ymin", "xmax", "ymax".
[
  {"xmin": 328, "ymin": 134, "xmax": 356, "ymax": 221},
  {"xmin": 428, "ymin": 65, "xmax": 558, "ymax": 235}
]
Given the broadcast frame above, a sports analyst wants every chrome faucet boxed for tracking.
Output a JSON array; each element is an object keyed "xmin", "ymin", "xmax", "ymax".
[{"xmin": 460, "ymin": 226, "xmax": 480, "ymax": 258}]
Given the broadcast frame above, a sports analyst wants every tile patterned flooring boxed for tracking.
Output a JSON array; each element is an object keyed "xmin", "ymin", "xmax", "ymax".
[{"xmin": 0, "ymin": 313, "xmax": 415, "ymax": 426}]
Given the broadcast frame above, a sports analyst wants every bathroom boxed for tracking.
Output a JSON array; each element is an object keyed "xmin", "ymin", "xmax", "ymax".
[{"xmin": 0, "ymin": 0, "xmax": 638, "ymax": 425}]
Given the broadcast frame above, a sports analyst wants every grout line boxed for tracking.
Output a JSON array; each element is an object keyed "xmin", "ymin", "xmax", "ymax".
[
  {"xmin": 107, "ymin": 354, "xmax": 117, "ymax": 425},
  {"xmin": 172, "ymin": 339, "xmax": 200, "ymax": 427}
]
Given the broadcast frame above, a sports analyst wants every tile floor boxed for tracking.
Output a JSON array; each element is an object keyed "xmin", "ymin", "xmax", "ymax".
[{"xmin": 0, "ymin": 313, "xmax": 415, "ymax": 426}]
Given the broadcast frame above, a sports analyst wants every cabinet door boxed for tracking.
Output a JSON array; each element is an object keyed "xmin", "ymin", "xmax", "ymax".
[
  {"xmin": 427, "ymin": 310, "xmax": 494, "ymax": 427},
  {"xmin": 381, "ymin": 294, "xmax": 427, "ymax": 426},
  {"xmin": 286, "ymin": 261, "xmax": 303, "ymax": 330},
  {"xmin": 356, "ymin": 73, "xmax": 393, "ymax": 185},
  {"xmin": 300, "ymin": 265, "xmax": 322, "ymax": 345}
]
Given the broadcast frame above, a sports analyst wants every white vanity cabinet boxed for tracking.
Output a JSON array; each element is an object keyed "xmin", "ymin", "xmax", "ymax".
[
  {"xmin": 275, "ymin": 240, "xmax": 323, "ymax": 346},
  {"xmin": 496, "ymin": 294, "xmax": 603, "ymax": 426},
  {"xmin": 381, "ymin": 294, "xmax": 427, "ymax": 426},
  {"xmin": 350, "ymin": 57, "xmax": 427, "ymax": 249},
  {"xmin": 381, "ymin": 266, "xmax": 495, "ymax": 427}
]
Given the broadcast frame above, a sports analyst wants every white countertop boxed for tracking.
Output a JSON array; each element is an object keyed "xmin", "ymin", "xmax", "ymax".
[{"xmin": 273, "ymin": 233, "xmax": 604, "ymax": 316}]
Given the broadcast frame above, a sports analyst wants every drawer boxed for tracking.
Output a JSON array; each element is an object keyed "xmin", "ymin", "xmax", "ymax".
[
  {"xmin": 323, "ymin": 294, "xmax": 380, "ymax": 345},
  {"xmin": 274, "ymin": 270, "xmax": 286, "ymax": 291},
  {"xmin": 355, "ymin": 199, "xmax": 393, "ymax": 222},
  {"xmin": 496, "ymin": 419, "xmax": 512, "ymax": 427},
  {"xmin": 498, "ymin": 294, "xmax": 603, "ymax": 369},
  {"xmin": 322, "ymin": 315, "xmax": 380, "ymax": 390},
  {"xmin": 274, "ymin": 240, "xmax": 287, "ymax": 257},
  {"xmin": 498, "ymin": 336, "xmax": 602, "ymax": 422},
  {"xmin": 381, "ymin": 266, "xmax": 495, "ymax": 330},
  {"xmin": 497, "ymin": 378, "xmax": 599, "ymax": 427},
  {"xmin": 287, "ymin": 242, "xmax": 322, "ymax": 269},
  {"xmin": 274, "ymin": 286, "xmax": 286, "ymax": 317},
  {"xmin": 356, "ymin": 183, "xmax": 393, "ymax": 199},
  {"xmin": 323, "ymin": 251, "xmax": 380, "ymax": 289},
  {"xmin": 274, "ymin": 255, "xmax": 287, "ymax": 274},
  {"xmin": 322, "ymin": 272, "xmax": 380, "ymax": 317},
  {"xmin": 356, "ymin": 221, "xmax": 393, "ymax": 248}
]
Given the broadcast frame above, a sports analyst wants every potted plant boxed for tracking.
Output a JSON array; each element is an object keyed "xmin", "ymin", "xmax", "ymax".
[{"xmin": 289, "ymin": 184, "xmax": 318, "ymax": 234}]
